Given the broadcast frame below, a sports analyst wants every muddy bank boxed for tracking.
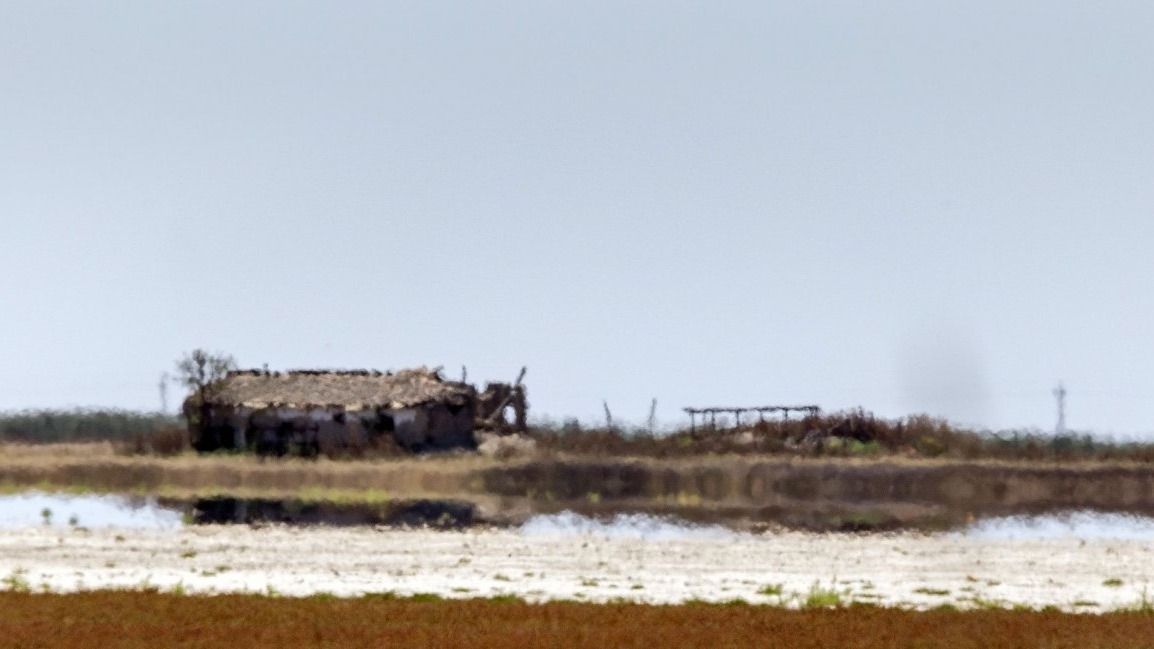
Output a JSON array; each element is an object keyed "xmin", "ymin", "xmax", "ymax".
[
  {"xmin": 4, "ymin": 451, "xmax": 1154, "ymax": 531},
  {"xmin": 480, "ymin": 459, "xmax": 1154, "ymax": 530}
]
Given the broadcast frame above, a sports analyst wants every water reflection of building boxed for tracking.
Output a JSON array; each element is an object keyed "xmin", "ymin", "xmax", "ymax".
[{"xmin": 187, "ymin": 497, "xmax": 477, "ymax": 529}]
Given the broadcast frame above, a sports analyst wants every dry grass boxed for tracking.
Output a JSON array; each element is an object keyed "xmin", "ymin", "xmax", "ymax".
[
  {"xmin": 2, "ymin": 591, "xmax": 1154, "ymax": 648},
  {"xmin": 0, "ymin": 446, "xmax": 487, "ymax": 501},
  {"xmin": 0, "ymin": 442, "xmax": 119, "ymax": 459}
]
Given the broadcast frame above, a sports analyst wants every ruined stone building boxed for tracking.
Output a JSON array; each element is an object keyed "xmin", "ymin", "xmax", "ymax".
[{"xmin": 186, "ymin": 368, "xmax": 477, "ymax": 455}]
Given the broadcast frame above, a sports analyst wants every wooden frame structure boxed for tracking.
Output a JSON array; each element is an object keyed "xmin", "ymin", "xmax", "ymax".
[{"xmin": 682, "ymin": 405, "xmax": 821, "ymax": 433}]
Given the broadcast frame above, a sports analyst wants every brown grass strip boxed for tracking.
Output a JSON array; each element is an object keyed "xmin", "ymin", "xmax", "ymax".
[{"xmin": 3, "ymin": 592, "xmax": 1154, "ymax": 649}]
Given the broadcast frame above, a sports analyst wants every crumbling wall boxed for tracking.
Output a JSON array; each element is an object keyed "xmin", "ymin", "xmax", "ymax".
[
  {"xmin": 190, "ymin": 401, "xmax": 476, "ymax": 456},
  {"xmin": 475, "ymin": 382, "xmax": 528, "ymax": 433}
]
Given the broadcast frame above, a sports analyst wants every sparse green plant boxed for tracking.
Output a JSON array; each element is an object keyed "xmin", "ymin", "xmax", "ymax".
[
  {"xmin": 1104, "ymin": 578, "xmax": 1124, "ymax": 588},
  {"xmin": 137, "ymin": 578, "xmax": 159, "ymax": 594},
  {"xmin": 803, "ymin": 582, "xmax": 843, "ymax": 609},
  {"xmin": 360, "ymin": 591, "xmax": 400, "ymax": 601},
  {"xmin": 966, "ymin": 596, "xmax": 1003, "ymax": 610},
  {"xmin": 757, "ymin": 583, "xmax": 784, "ymax": 597},
  {"xmin": 913, "ymin": 587, "xmax": 951, "ymax": 596},
  {"xmin": 2, "ymin": 569, "xmax": 31, "ymax": 593},
  {"xmin": 1127, "ymin": 587, "xmax": 1154, "ymax": 614}
]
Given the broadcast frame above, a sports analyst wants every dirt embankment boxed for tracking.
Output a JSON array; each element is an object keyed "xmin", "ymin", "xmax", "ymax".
[{"xmin": 480, "ymin": 458, "xmax": 1154, "ymax": 529}]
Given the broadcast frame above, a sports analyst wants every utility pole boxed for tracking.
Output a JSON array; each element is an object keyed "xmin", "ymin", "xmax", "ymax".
[
  {"xmin": 159, "ymin": 372, "xmax": 170, "ymax": 414},
  {"xmin": 1053, "ymin": 381, "xmax": 1067, "ymax": 435}
]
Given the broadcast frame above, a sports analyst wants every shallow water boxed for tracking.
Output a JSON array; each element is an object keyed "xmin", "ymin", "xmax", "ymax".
[
  {"xmin": 519, "ymin": 511, "xmax": 737, "ymax": 541},
  {"xmin": 956, "ymin": 511, "xmax": 1154, "ymax": 541},
  {"xmin": 0, "ymin": 492, "xmax": 182, "ymax": 530},
  {"xmin": 5, "ymin": 492, "xmax": 1154, "ymax": 542}
]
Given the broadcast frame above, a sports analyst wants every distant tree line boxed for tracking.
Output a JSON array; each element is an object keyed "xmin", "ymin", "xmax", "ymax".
[{"xmin": 0, "ymin": 409, "xmax": 180, "ymax": 444}]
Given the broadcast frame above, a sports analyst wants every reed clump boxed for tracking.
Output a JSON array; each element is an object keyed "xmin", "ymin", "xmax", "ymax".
[{"xmin": 527, "ymin": 410, "xmax": 1154, "ymax": 463}]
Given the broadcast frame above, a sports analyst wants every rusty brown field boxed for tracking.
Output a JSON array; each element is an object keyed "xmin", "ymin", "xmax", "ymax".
[{"xmin": 3, "ymin": 591, "xmax": 1154, "ymax": 649}]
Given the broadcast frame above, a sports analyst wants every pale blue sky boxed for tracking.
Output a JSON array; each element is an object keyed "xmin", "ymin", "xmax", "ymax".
[{"xmin": 2, "ymin": 2, "xmax": 1152, "ymax": 434}]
